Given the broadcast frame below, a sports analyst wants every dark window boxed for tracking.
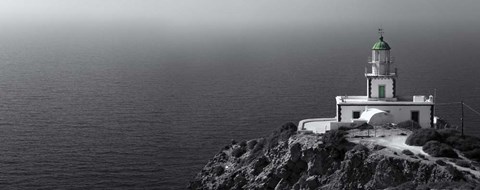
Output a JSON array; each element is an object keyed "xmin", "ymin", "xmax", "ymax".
[
  {"xmin": 353, "ymin": 111, "xmax": 361, "ymax": 119},
  {"xmin": 411, "ymin": 111, "xmax": 419, "ymax": 123}
]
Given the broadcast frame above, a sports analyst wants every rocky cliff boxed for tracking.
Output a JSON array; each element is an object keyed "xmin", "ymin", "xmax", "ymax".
[{"xmin": 189, "ymin": 123, "xmax": 480, "ymax": 190}]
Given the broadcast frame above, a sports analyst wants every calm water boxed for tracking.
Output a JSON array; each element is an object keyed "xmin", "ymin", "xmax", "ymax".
[{"xmin": 0, "ymin": 22, "xmax": 479, "ymax": 189}]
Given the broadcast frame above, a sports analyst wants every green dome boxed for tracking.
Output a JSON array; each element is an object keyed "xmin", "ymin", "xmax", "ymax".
[{"xmin": 372, "ymin": 36, "xmax": 391, "ymax": 50}]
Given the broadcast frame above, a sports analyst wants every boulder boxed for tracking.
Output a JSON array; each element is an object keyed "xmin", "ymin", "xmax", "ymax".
[
  {"xmin": 323, "ymin": 130, "xmax": 348, "ymax": 145},
  {"xmin": 247, "ymin": 139, "xmax": 257, "ymax": 150},
  {"xmin": 405, "ymin": 128, "xmax": 441, "ymax": 146},
  {"xmin": 422, "ymin": 141, "xmax": 458, "ymax": 158},
  {"xmin": 232, "ymin": 146, "xmax": 247, "ymax": 158},
  {"xmin": 374, "ymin": 144, "xmax": 386, "ymax": 151},
  {"xmin": 274, "ymin": 179, "xmax": 290, "ymax": 190},
  {"xmin": 435, "ymin": 159, "xmax": 447, "ymax": 166},
  {"xmin": 305, "ymin": 176, "xmax": 319, "ymax": 189},
  {"xmin": 251, "ymin": 155, "xmax": 269, "ymax": 175},
  {"xmin": 455, "ymin": 160, "xmax": 471, "ymax": 168},
  {"xmin": 402, "ymin": 149, "xmax": 414, "ymax": 156},
  {"xmin": 213, "ymin": 165, "xmax": 224, "ymax": 176},
  {"xmin": 290, "ymin": 142, "xmax": 302, "ymax": 162}
]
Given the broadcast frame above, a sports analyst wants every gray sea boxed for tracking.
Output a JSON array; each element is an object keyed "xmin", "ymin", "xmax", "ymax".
[{"xmin": 0, "ymin": 21, "xmax": 479, "ymax": 189}]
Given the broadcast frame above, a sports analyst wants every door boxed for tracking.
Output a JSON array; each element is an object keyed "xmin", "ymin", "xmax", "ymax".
[
  {"xmin": 378, "ymin": 85, "xmax": 385, "ymax": 98},
  {"xmin": 411, "ymin": 111, "xmax": 419, "ymax": 123}
]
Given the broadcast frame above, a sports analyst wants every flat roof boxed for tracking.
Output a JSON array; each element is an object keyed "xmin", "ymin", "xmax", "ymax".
[{"xmin": 336, "ymin": 96, "xmax": 434, "ymax": 106}]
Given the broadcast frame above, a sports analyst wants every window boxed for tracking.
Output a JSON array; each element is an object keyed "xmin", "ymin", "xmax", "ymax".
[
  {"xmin": 353, "ymin": 111, "xmax": 361, "ymax": 119},
  {"xmin": 411, "ymin": 111, "xmax": 419, "ymax": 123}
]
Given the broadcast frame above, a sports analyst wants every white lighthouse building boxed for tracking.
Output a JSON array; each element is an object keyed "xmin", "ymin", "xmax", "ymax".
[{"xmin": 299, "ymin": 32, "xmax": 435, "ymax": 134}]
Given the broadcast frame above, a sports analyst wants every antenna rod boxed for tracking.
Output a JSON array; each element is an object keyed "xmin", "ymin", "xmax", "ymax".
[
  {"xmin": 378, "ymin": 27, "xmax": 384, "ymax": 37},
  {"xmin": 434, "ymin": 89, "xmax": 436, "ymax": 128},
  {"xmin": 461, "ymin": 100, "xmax": 464, "ymax": 137}
]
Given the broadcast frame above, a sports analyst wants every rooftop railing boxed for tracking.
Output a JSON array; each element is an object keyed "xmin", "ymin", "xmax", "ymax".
[
  {"xmin": 365, "ymin": 67, "xmax": 398, "ymax": 77},
  {"xmin": 367, "ymin": 56, "xmax": 395, "ymax": 63}
]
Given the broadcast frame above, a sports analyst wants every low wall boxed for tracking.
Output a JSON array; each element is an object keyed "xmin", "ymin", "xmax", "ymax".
[
  {"xmin": 299, "ymin": 118, "xmax": 367, "ymax": 134},
  {"xmin": 298, "ymin": 118, "xmax": 336, "ymax": 134}
]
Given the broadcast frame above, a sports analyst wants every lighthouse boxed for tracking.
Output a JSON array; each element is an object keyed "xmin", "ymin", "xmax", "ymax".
[
  {"xmin": 366, "ymin": 31, "xmax": 397, "ymax": 100},
  {"xmin": 298, "ymin": 30, "xmax": 436, "ymax": 134}
]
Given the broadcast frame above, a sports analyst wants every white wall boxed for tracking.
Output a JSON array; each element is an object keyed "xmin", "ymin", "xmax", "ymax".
[
  {"xmin": 299, "ymin": 118, "xmax": 336, "ymax": 134},
  {"xmin": 339, "ymin": 105, "xmax": 432, "ymax": 128},
  {"xmin": 370, "ymin": 78, "xmax": 394, "ymax": 98}
]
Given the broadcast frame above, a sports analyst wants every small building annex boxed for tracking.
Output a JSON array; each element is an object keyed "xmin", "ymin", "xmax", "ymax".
[{"xmin": 298, "ymin": 32, "xmax": 435, "ymax": 134}]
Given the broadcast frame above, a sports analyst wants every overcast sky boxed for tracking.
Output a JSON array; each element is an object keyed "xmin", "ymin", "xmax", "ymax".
[{"xmin": 0, "ymin": 0, "xmax": 478, "ymax": 28}]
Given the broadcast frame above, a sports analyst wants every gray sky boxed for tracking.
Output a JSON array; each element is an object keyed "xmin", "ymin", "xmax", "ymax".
[{"xmin": 1, "ymin": 0, "xmax": 478, "ymax": 27}]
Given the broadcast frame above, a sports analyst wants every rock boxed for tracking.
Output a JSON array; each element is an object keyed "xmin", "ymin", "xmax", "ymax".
[
  {"xmin": 265, "ymin": 122, "xmax": 298, "ymax": 150},
  {"xmin": 422, "ymin": 140, "xmax": 458, "ymax": 158},
  {"xmin": 334, "ymin": 145, "xmax": 372, "ymax": 189},
  {"xmin": 264, "ymin": 172, "xmax": 281, "ymax": 189},
  {"xmin": 464, "ymin": 149, "xmax": 480, "ymax": 162},
  {"xmin": 251, "ymin": 155, "xmax": 269, "ymax": 175},
  {"xmin": 374, "ymin": 144, "xmax": 386, "ymax": 151},
  {"xmin": 301, "ymin": 148, "xmax": 316, "ymax": 162},
  {"xmin": 328, "ymin": 146, "xmax": 344, "ymax": 160},
  {"xmin": 417, "ymin": 181, "xmax": 479, "ymax": 190},
  {"xmin": 274, "ymin": 178, "xmax": 290, "ymax": 190},
  {"xmin": 455, "ymin": 160, "xmax": 471, "ymax": 168},
  {"xmin": 445, "ymin": 164, "xmax": 465, "ymax": 181},
  {"xmin": 346, "ymin": 145, "xmax": 369, "ymax": 169},
  {"xmin": 323, "ymin": 130, "xmax": 348, "ymax": 145},
  {"xmin": 293, "ymin": 160, "xmax": 307, "ymax": 173},
  {"xmin": 292, "ymin": 183, "xmax": 301, "ymax": 190},
  {"xmin": 247, "ymin": 139, "xmax": 257, "ymax": 150},
  {"xmin": 216, "ymin": 152, "xmax": 228, "ymax": 161},
  {"xmin": 402, "ymin": 149, "xmax": 414, "ymax": 156},
  {"xmin": 389, "ymin": 181, "xmax": 416, "ymax": 190},
  {"xmin": 189, "ymin": 123, "xmax": 480, "ymax": 190},
  {"xmin": 368, "ymin": 156, "xmax": 409, "ymax": 188},
  {"xmin": 252, "ymin": 138, "xmax": 265, "ymax": 153},
  {"xmin": 281, "ymin": 122, "xmax": 297, "ymax": 133},
  {"xmin": 233, "ymin": 174, "xmax": 247, "ymax": 189},
  {"xmin": 239, "ymin": 141, "xmax": 247, "ymax": 147},
  {"xmin": 417, "ymin": 154, "xmax": 427, "ymax": 160},
  {"xmin": 290, "ymin": 142, "xmax": 302, "ymax": 162},
  {"xmin": 213, "ymin": 165, "xmax": 224, "ymax": 176},
  {"xmin": 405, "ymin": 128, "xmax": 442, "ymax": 146},
  {"xmin": 276, "ymin": 167, "xmax": 289, "ymax": 179},
  {"xmin": 435, "ymin": 159, "xmax": 447, "ymax": 166},
  {"xmin": 232, "ymin": 146, "xmax": 247, "ymax": 158},
  {"xmin": 353, "ymin": 144, "xmax": 369, "ymax": 152},
  {"xmin": 305, "ymin": 176, "xmax": 318, "ymax": 189},
  {"xmin": 307, "ymin": 154, "xmax": 323, "ymax": 176}
]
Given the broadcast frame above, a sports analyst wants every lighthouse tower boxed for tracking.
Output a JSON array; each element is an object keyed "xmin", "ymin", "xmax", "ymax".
[
  {"xmin": 298, "ymin": 30, "xmax": 436, "ymax": 133},
  {"xmin": 366, "ymin": 29, "xmax": 397, "ymax": 101}
]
